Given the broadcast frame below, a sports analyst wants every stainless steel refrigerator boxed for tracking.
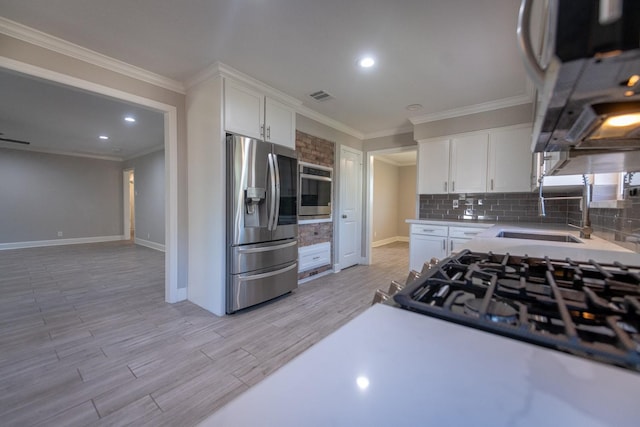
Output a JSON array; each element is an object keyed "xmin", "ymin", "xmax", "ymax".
[{"xmin": 226, "ymin": 134, "xmax": 298, "ymax": 313}]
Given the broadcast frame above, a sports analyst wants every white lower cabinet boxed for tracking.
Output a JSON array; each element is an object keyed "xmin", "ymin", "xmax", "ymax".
[
  {"xmin": 409, "ymin": 224, "xmax": 447, "ymax": 272},
  {"xmin": 298, "ymin": 242, "xmax": 331, "ymax": 273},
  {"xmin": 410, "ymin": 234, "xmax": 447, "ymax": 272},
  {"xmin": 409, "ymin": 224, "xmax": 487, "ymax": 272}
]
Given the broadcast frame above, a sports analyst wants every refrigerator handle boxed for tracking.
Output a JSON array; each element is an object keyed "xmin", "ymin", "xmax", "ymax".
[
  {"xmin": 267, "ymin": 153, "xmax": 277, "ymax": 231},
  {"xmin": 273, "ymin": 154, "xmax": 281, "ymax": 231}
]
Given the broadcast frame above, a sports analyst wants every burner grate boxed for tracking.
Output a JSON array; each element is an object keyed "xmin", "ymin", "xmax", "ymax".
[{"xmin": 394, "ymin": 250, "xmax": 640, "ymax": 372}]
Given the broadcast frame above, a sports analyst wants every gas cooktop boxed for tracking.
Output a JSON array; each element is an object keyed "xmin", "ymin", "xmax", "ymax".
[{"xmin": 394, "ymin": 250, "xmax": 640, "ymax": 372}]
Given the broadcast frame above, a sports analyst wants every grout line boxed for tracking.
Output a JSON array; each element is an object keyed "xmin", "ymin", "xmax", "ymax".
[
  {"xmin": 90, "ymin": 399, "xmax": 101, "ymax": 419},
  {"xmin": 149, "ymin": 393, "xmax": 163, "ymax": 412}
]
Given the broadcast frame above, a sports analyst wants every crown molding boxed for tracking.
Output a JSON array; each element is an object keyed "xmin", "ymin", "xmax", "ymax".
[
  {"xmin": 186, "ymin": 61, "xmax": 365, "ymax": 140},
  {"xmin": 295, "ymin": 104, "xmax": 364, "ymax": 140},
  {"xmin": 0, "ymin": 17, "xmax": 185, "ymax": 94},
  {"xmin": 363, "ymin": 125, "xmax": 414, "ymax": 140},
  {"xmin": 0, "ymin": 142, "xmax": 125, "ymax": 162},
  {"xmin": 185, "ymin": 62, "xmax": 302, "ymax": 107},
  {"xmin": 125, "ymin": 145, "xmax": 164, "ymax": 161},
  {"xmin": 409, "ymin": 93, "xmax": 533, "ymax": 125}
]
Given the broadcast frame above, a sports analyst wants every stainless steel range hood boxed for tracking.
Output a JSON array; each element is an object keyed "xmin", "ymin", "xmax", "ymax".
[{"xmin": 518, "ymin": 0, "xmax": 640, "ymax": 175}]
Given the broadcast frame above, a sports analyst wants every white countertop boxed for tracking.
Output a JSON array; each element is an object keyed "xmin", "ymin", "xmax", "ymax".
[
  {"xmin": 199, "ymin": 304, "xmax": 640, "ymax": 427},
  {"xmin": 407, "ymin": 219, "xmax": 640, "ymax": 265}
]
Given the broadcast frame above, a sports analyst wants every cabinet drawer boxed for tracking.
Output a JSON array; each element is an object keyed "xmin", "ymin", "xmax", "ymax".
[
  {"xmin": 298, "ymin": 242, "xmax": 331, "ymax": 272},
  {"xmin": 410, "ymin": 224, "xmax": 448, "ymax": 237},
  {"xmin": 448, "ymin": 226, "xmax": 487, "ymax": 239}
]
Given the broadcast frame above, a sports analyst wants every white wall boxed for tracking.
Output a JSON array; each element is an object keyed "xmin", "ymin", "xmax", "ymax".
[
  {"xmin": 0, "ymin": 148, "xmax": 122, "ymax": 244},
  {"xmin": 371, "ymin": 161, "xmax": 416, "ymax": 244},
  {"xmin": 124, "ymin": 149, "xmax": 165, "ymax": 245},
  {"xmin": 398, "ymin": 165, "xmax": 416, "ymax": 236},
  {"xmin": 372, "ymin": 159, "xmax": 400, "ymax": 242}
]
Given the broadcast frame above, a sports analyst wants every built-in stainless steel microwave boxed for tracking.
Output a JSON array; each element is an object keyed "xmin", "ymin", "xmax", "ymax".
[{"xmin": 298, "ymin": 162, "xmax": 332, "ymax": 218}]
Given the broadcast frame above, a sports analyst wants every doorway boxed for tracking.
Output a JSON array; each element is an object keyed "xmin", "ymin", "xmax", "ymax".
[
  {"xmin": 365, "ymin": 148, "xmax": 417, "ymax": 265},
  {"xmin": 0, "ymin": 59, "xmax": 180, "ymax": 303},
  {"xmin": 123, "ymin": 169, "xmax": 135, "ymax": 240}
]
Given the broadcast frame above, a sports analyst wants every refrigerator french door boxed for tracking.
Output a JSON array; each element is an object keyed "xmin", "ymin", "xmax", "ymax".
[{"xmin": 226, "ymin": 134, "xmax": 298, "ymax": 313}]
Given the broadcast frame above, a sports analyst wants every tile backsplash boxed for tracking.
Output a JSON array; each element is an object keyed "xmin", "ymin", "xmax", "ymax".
[
  {"xmin": 590, "ymin": 188, "xmax": 640, "ymax": 253},
  {"xmin": 419, "ymin": 191, "xmax": 583, "ymax": 224}
]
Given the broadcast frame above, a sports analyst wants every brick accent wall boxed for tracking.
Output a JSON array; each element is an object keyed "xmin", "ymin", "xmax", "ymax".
[
  {"xmin": 296, "ymin": 131, "xmax": 336, "ymax": 280},
  {"xmin": 296, "ymin": 130, "xmax": 334, "ymax": 168}
]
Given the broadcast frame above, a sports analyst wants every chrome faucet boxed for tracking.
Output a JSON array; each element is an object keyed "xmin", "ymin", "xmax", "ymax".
[{"xmin": 538, "ymin": 174, "xmax": 592, "ymax": 239}]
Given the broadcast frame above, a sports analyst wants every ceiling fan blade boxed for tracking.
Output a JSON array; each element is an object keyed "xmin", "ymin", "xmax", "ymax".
[{"xmin": 0, "ymin": 137, "xmax": 31, "ymax": 145}]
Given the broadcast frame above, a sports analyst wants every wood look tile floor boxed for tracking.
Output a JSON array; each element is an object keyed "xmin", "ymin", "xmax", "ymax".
[{"xmin": 0, "ymin": 240, "xmax": 409, "ymax": 426}]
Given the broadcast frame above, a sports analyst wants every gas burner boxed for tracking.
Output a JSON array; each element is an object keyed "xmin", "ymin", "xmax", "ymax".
[
  {"xmin": 394, "ymin": 249, "xmax": 640, "ymax": 372},
  {"xmin": 463, "ymin": 298, "xmax": 518, "ymax": 324}
]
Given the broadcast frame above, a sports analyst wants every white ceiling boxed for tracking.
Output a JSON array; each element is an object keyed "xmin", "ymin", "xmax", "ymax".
[
  {"xmin": 0, "ymin": 0, "xmax": 531, "ymax": 139},
  {"xmin": 374, "ymin": 150, "xmax": 417, "ymax": 167},
  {"xmin": 0, "ymin": 69, "xmax": 164, "ymax": 159}
]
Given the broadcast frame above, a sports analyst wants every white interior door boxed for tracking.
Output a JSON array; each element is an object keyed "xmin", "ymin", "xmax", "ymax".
[{"xmin": 339, "ymin": 146, "xmax": 362, "ymax": 270}]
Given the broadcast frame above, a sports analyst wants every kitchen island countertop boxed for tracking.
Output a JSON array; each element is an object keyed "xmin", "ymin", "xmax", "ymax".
[{"xmin": 199, "ymin": 303, "xmax": 640, "ymax": 427}]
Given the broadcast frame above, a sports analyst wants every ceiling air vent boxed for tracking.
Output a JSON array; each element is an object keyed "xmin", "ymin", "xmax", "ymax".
[{"xmin": 309, "ymin": 90, "xmax": 334, "ymax": 102}]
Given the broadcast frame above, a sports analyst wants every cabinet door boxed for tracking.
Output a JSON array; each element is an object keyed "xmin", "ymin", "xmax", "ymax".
[
  {"xmin": 224, "ymin": 80, "xmax": 263, "ymax": 139},
  {"xmin": 448, "ymin": 237, "xmax": 471, "ymax": 256},
  {"xmin": 450, "ymin": 133, "xmax": 488, "ymax": 193},
  {"xmin": 265, "ymin": 97, "xmax": 296, "ymax": 149},
  {"xmin": 409, "ymin": 234, "xmax": 447, "ymax": 272},
  {"xmin": 417, "ymin": 139, "xmax": 450, "ymax": 194},
  {"xmin": 488, "ymin": 127, "xmax": 533, "ymax": 192}
]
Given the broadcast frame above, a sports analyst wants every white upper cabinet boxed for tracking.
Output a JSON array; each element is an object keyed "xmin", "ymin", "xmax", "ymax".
[
  {"xmin": 417, "ymin": 125, "xmax": 533, "ymax": 194},
  {"xmin": 264, "ymin": 97, "xmax": 295, "ymax": 149},
  {"xmin": 450, "ymin": 133, "xmax": 489, "ymax": 194},
  {"xmin": 417, "ymin": 139, "xmax": 450, "ymax": 194},
  {"xmin": 224, "ymin": 79, "xmax": 296, "ymax": 149},
  {"xmin": 488, "ymin": 126, "xmax": 533, "ymax": 192},
  {"xmin": 224, "ymin": 79, "xmax": 264, "ymax": 140}
]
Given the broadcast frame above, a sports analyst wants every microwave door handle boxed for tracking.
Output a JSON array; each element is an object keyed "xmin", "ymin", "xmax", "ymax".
[
  {"xmin": 267, "ymin": 153, "xmax": 277, "ymax": 231},
  {"xmin": 273, "ymin": 154, "xmax": 281, "ymax": 231},
  {"xmin": 516, "ymin": 0, "xmax": 545, "ymax": 89}
]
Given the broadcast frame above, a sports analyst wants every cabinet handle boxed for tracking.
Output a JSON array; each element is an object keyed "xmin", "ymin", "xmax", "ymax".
[
  {"xmin": 450, "ymin": 240, "xmax": 454, "ymax": 251},
  {"xmin": 452, "ymin": 181, "xmax": 455, "ymax": 192},
  {"xmin": 260, "ymin": 124, "xmax": 265, "ymax": 137},
  {"xmin": 444, "ymin": 182, "xmax": 447, "ymax": 192},
  {"xmin": 491, "ymin": 179, "xmax": 494, "ymax": 190},
  {"xmin": 422, "ymin": 229, "xmax": 435, "ymax": 233},
  {"xmin": 267, "ymin": 125, "xmax": 271, "ymax": 139},
  {"xmin": 442, "ymin": 239, "xmax": 446, "ymax": 250}
]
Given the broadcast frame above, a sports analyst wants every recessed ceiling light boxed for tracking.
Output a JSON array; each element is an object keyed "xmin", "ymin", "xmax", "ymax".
[
  {"xmin": 124, "ymin": 116, "xmax": 136, "ymax": 123},
  {"xmin": 406, "ymin": 104, "xmax": 423, "ymax": 111},
  {"xmin": 99, "ymin": 135, "xmax": 109, "ymax": 140},
  {"xmin": 358, "ymin": 57, "xmax": 375, "ymax": 68}
]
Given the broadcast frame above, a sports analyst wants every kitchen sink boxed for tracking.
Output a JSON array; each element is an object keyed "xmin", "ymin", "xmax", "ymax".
[{"xmin": 495, "ymin": 231, "xmax": 582, "ymax": 244}]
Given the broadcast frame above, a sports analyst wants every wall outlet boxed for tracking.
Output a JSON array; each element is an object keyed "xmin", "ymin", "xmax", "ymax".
[
  {"xmin": 57, "ymin": 231, "xmax": 63, "ymax": 237},
  {"xmin": 452, "ymin": 200, "xmax": 459, "ymax": 208}
]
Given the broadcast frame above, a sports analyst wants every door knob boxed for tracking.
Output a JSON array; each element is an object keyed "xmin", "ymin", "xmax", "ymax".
[{"xmin": 342, "ymin": 214, "xmax": 347, "ymax": 219}]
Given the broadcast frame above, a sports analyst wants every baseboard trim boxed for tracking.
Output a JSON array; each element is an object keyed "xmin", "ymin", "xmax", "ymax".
[
  {"xmin": 134, "ymin": 238, "xmax": 166, "ymax": 252},
  {"xmin": 371, "ymin": 236, "xmax": 409, "ymax": 248},
  {"xmin": 298, "ymin": 268, "xmax": 334, "ymax": 284},
  {"xmin": 0, "ymin": 235, "xmax": 124, "ymax": 251},
  {"xmin": 176, "ymin": 287, "xmax": 187, "ymax": 301}
]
